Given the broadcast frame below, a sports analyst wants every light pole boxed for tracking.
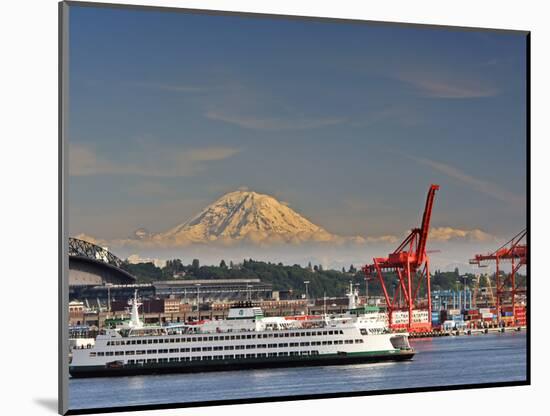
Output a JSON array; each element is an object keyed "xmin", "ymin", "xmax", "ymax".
[
  {"xmin": 304, "ymin": 280, "xmax": 310, "ymax": 315},
  {"xmin": 195, "ymin": 283, "xmax": 201, "ymax": 321},
  {"xmin": 460, "ymin": 275, "xmax": 468, "ymax": 310}
]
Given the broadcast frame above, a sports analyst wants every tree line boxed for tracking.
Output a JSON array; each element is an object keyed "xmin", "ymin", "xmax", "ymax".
[{"xmin": 121, "ymin": 259, "xmax": 526, "ymax": 299}]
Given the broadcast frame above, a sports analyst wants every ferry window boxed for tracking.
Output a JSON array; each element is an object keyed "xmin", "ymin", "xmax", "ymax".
[
  {"xmin": 203, "ymin": 356, "xmax": 212, "ymax": 361},
  {"xmin": 246, "ymin": 335, "xmax": 252, "ymax": 339},
  {"xmin": 191, "ymin": 337, "xmax": 196, "ymax": 342},
  {"xmin": 224, "ymin": 355, "xmax": 234, "ymax": 359},
  {"xmin": 159, "ymin": 339, "xmax": 164, "ymax": 343},
  {"xmin": 224, "ymin": 346, "xmax": 234, "ymax": 350},
  {"xmin": 340, "ymin": 330, "xmax": 344, "ymax": 334},
  {"xmin": 191, "ymin": 347, "xmax": 200, "ymax": 352},
  {"xmin": 268, "ymin": 344, "xmax": 277, "ymax": 348},
  {"xmin": 322, "ymin": 341, "xmax": 328, "ymax": 345},
  {"xmin": 213, "ymin": 346, "xmax": 223, "ymax": 351},
  {"xmin": 159, "ymin": 349, "xmax": 168, "ymax": 353},
  {"xmin": 327, "ymin": 341, "xmax": 333, "ymax": 345},
  {"xmin": 202, "ymin": 347, "xmax": 212, "ymax": 351},
  {"xmin": 97, "ymin": 352, "xmax": 105, "ymax": 356},
  {"xmin": 147, "ymin": 359, "xmax": 157, "ymax": 363},
  {"xmin": 182, "ymin": 348, "xmax": 190, "ymax": 352},
  {"xmin": 89, "ymin": 352, "xmax": 96, "ymax": 357},
  {"xmin": 115, "ymin": 351, "xmax": 124, "ymax": 356},
  {"xmin": 245, "ymin": 345, "xmax": 255, "ymax": 349},
  {"xmin": 175, "ymin": 338, "xmax": 180, "ymax": 343},
  {"xmin": 246, "ymin": 354, "xmax": 256, "ymax": 358},
  {"xmin": 235, "ymin": 345, "xmax": 244, "ymax": 350},
  {"xmin": 274, "ymin": 334, "xmax": 279, "ymax": 338},
  {"xmin": 284, "ymin": 333, "xmax": 289, "ymax": 337},
  {"xmin": 136, "ymin": 350, "xmax": 145, "ymax": 355},
  {"xmin": 278, "ymin": 352, "xmax": 288, "ymax": 357},
  {"xmin": 106, "ymin": 341, "xmax": 111, "ymax": 346},
  {"xmin": 360, "ymin": 329, "xmax": 368, "ymax": 335},
  {"xmin": 301, "ymin": 332, "xmax": 306, "ymax": 336},
  {"xmin": 169, "ymin": 358, "xmax": 178, "ymax": 362},
  {"xmin": 125, "ymin": 351, "xmax": 134, "ymax": 355},
  {"xmin": 290, "ymin": 342, "xmax": 298, "ymax": 347},
  {"xmin": 355, "ymin": 339, "xmax": 364, "ymax": 344},
  {"xmin": 345, "ymin": 340, "xmax": 353, "ymax": 344},
  {"xmin": 230, "ymin": 335, "xmax": 235, "ymax": 340},
  {"xmin": 169, "ymin": 348, "xmax": 178, "ymax": 353},
  {"xmin": 268, "ymin": 352, "xmax": 277, "ymax": 357},
  {"xmin": 311, "ymin": 350, "xmax": 319, "ymax": 355},
  {"xmin": 257, "ymin": 344, "xmax": 267, "ymax": 348},
  {"xmin": 257, "ymin": 353, "xmax": 267, "ymax": 358},
  {"xmin": 128, "ymin": 360, "xmax": 135, "ymax": 364},
  {"xmin": 213, "ymin": 336, "xmax": 219, "ymax": 341},
  {"xmin": 300, "ymin": 351, "xmax": 309, "ymax": 356},
  {"xmin": 306, "ymin": 332, "xmax": 311, "ymax": 336},
  {"xmin": 153, "ymin": 339, "xmax": 158, "ymax": 344},
  {"xmin": 322, "ymin": 331, "xmax": 328, "ymax": 335},
  {"xmin": 278, "ymin": 343, "xmax": 288, "ymax": 348},
  {"xmin": 289, "ymin": 351, "xmax": 299, "ymax": 356},
  {"xmin": 130, "ymin": 340, "xmax": 136, "ymax": 345},
  {"xmin": 106, "ymin": 351, "xmax": 114, "ymax": 356},
  {"xmin": 192, "ymin": 357, "xmax": 201, "ymax": 361},
  {"xmin": 159, "ymin": 358, "xmax": 168, "ymax": 363},
  {"xmin": 300, "ymin": 342, "xmax": 310, "ymax": 346}
]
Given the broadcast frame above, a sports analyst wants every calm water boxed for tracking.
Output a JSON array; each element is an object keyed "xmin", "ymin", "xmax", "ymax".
[{"xmin": 69, "ymin": 332, "xmax": 527, "ymax": 410}]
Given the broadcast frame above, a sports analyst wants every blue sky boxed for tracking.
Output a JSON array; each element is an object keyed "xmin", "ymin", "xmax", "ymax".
[{"xmin": 68, "ymin": 4, "xmax": 527, "ymax": 253}]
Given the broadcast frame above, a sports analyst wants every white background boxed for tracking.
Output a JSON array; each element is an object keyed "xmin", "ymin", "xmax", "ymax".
[{"xmin": 1, "ymin": 0, "xmax": 548, "ymax": 415}]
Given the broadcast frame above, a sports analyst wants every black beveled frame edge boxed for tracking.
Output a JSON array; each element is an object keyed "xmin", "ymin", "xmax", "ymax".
[
  {"xmin": 59, "ymin": 2, "xmax": 70, "ymax": 414},
  {"xmin": 58, "ymin": 2, "xmax": 531, "ymax": 415}
]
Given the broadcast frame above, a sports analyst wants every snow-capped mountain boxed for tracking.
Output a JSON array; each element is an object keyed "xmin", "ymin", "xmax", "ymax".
[{"xmin": 148, "ymin": 190, "xmax": 339, "ymax": 245}]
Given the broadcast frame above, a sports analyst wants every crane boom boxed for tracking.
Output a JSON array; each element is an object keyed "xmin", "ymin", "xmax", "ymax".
[{"xmin": 416, "ymin": 184, "xmax": 440, "ymax": 265}]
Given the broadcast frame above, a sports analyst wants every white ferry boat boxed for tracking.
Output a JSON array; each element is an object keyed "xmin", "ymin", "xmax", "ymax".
[{"xmin": 69, "ymin": 289, "xmax": 414, "ymax": 378}]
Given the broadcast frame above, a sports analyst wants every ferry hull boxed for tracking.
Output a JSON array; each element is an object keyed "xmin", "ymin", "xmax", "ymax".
[{"xmin": 70, "ymin": 349, "xmax": 414, "ymax": 378}]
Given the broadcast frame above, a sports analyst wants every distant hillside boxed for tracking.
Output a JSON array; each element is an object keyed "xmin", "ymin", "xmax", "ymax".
[
  {"xmin": 122, "ymin": 258, "xmax": 514, "ymax": 299},
  {"xmin": 123, "ymin": 258, "xmax": 364, "ymax": 298}
]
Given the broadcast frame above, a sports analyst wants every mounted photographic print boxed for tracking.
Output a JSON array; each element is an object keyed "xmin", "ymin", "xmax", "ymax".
[{"xmin": 59, "ymin": 1, "xmax": 529, "ymax": 414}]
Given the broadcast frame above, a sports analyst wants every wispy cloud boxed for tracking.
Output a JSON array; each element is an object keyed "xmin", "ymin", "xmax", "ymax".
[
  {"xmin": 205, "ymin": 110, "xmax": 345, "ymax": 131},
  {"xmin": 405, "ymin": 154, "xmax": 524, "ymax": 206},
  {"xmin": 429, "ymin": 227, "xmax": 496, "ymax": 242},
  {"xmin": 69, "ymin": 142, "xmax": 240, "ymax": 177},
  {"xmin": 395, "ymin": 71, "xmax": 498, "ymax": 99},
  {"xmin": 131, "ymin": 81, "xmax": 209, "ymax": 93}
]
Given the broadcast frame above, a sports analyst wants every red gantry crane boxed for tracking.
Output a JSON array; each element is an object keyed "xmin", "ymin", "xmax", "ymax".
[
  {"xmin": 363, "ymin": 184, "xmax": 439, "ymax": 332},
  {"xmin": 469, "ymin": 229, "xmax": 527, "ymax": 322}
]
